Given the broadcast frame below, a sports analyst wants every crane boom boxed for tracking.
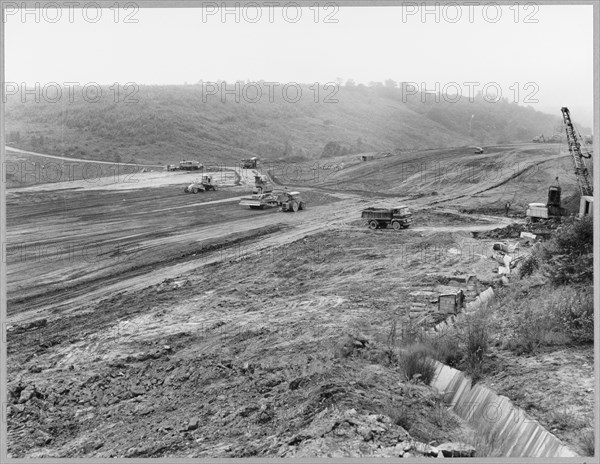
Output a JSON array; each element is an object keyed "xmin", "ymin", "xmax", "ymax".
[{"xmin": 561, "ymin": 107, "xmax": 593, "ymax": 196}]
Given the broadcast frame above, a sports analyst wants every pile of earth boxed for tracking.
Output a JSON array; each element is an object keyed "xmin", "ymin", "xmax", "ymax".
[{"xmin": 472, "ymin": 223, "xmax": 525, "ymax": 239}]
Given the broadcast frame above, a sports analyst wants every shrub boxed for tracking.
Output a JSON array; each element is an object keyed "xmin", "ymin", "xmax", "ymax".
[
  {"xmin": 427, "ymin": 331, "xmax": 463, "ymax": 367},
  {"xmin": 553, "ymin": 217, "xmax": 593, "ymax": 256},
  {"xmin": 519, "ymin": 253, "xmax": 539, "ymax": 278},
  {"xmin": 579, "ymin": 428, "xmax": 595, "ymax": 457},
  {"xmin": 465, "ymin": 319, "xmax": 489, "ymax": 363},
  {"xmin": 546, "ymin": 253, "xmax": 593, "ymax": 285},
  {"xmin": 542, "ymin": 217, "xmax": 594, "ymax": 284},
  {"xmin": 503, "ymin": 285, "xmax": 593, "ymax": 352},
  {"xmin": 549, "ymin": 286, "xmax": 594, "ymax": 343},
  {"xmin": 400, "ymin": 345, "xmax": 436, "ymax": 385},
  {"xmin": 464, "ymin": 319, "xmax": 489, "ymax": 379}
]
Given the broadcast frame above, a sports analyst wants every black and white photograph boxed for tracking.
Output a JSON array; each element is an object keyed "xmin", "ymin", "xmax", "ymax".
[{"xmin": 1, "ymin": 1, "xmax": 597, "ymax": 459}]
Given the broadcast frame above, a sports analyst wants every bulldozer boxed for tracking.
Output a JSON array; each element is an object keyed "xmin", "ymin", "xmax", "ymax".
[
  {"xmin": 252, "ymin": 175, "xmax": 273, "ymax": 194},
  {"xmin": 183, "ymin": 174, "xmax": 218, "ymax": 193}
]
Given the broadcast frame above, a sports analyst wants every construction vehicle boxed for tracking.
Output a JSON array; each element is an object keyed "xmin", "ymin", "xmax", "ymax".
[
  {"xmin": 532, "ymin": 134, "xmax": 546, "ymax": 143},
  {"xmin": 166, "ymin": 164, "xmax": 178, "ymax": 171},
  {"xmin": 473, "ymin": 147, "xmax": 484, "ymax": 154},
  {"xmin": 239, "ymin": 192, "xmax": 279, "ymax": 209},
  {"xmin": 179, "ymin": 160, "xmax": 203, "ymax": 171},
  {"xmin": 526, "ymin": 108, "xmax": 593, "ymax": 221},
  {"xmin": 241, "ymin": 157, "xmax": 258, "ymax": 169},
  {"xmin": 548, "ymin": 133, "xmax": 562, "ymax": 143},
  {"xmin": 526, "ymin": 178, "xmax": 566, "ymax": 222},
  {"xmin": 183, "ymin": 174, "xmax": 218, "ymax": 193},
  {"xmin": 278, "ymin": 191, "xmax": 306, "ymax": 212},
  {"xmin": 239, "ymin": 189, "xmax": 305, "ymax": 211},
  {"xmin": 361, "ymin": 206, "xmax": 412, "ymax": 230},
  {"xmin": 562, "ymin": 107, "xmax": 593, "ymax": 218},
  {"xmin": 252, "ymin": 175, "xmax": 273, "ymax": 194}
]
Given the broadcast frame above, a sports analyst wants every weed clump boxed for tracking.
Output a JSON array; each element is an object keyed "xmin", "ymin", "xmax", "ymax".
[{"xmin": 400, "ymin": 345, "xmax": 436, "ymax": 385}]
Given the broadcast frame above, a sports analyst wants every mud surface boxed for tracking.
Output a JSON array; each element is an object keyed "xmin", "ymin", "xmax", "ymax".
[{"xmin": 6, "ymin": 144, "xmax": 592, "ymax": 457}]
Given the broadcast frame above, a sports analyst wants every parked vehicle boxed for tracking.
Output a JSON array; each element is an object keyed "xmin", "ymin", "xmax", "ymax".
[{"xmin": 179, "ymin": 160, "xmax": 203, "ymax": 171}]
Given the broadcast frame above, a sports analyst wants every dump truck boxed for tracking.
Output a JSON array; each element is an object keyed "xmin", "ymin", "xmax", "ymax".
[
  {"xmin": 183, "ymin": 174, "xmax": 218, "ymax": 193},
  {"xmin": 361, "ymin": 206, "xmax": 412, "ymax": 230}
]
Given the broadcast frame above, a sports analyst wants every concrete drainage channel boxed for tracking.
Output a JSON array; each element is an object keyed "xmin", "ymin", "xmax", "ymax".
[
  {"xmin": 427, "ymin": 287, "xmax": 578, "ymax": 457},
  {"xmin": 430, "ymin": 362, "xmax": 577, "ymax": 457}
]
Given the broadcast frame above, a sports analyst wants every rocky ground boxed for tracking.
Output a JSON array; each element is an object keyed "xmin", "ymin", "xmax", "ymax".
[{"xmin": 5, "ymin": 144, "xmax": 593, "ymax": 457}]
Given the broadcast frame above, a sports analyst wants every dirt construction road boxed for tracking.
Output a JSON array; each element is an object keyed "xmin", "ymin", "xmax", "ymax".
[
  {"xmin": 5, "ymin": 171, "xmax": 513, "ymax": 327},
  {"xmin": 6, "ymin": 144, "xmax": 590, "ymax": 458}
]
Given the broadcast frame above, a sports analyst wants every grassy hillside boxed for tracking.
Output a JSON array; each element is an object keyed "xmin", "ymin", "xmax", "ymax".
[{"xmin": 5, "ymin": 83, "xmax": 566, "ymax": 166}]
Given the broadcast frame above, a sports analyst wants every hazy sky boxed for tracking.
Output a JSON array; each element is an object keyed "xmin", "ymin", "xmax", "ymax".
[{"xmin": 4, "ymin": 3, "xmax": 595, "ymax": 126}]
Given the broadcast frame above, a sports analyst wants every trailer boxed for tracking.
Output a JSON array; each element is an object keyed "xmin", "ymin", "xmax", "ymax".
[
  {"xmin": 239, "ymin": 190, "xmax": 305, "ymax": 211},
  {"xmin": 238, "ymin": 192, "xmax": 279, "ymax": 209},
  {"xmin": 179, "ymin": 160, "xmax": 203, "ymax": 171}
]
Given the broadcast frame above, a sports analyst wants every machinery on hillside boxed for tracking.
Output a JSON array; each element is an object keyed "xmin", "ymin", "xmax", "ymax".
[
  {"xmin": 361, "ymin": 206, "xmax": 412, "ymax": 230},
  {"xmin": 526, "ymin": 107, "xmax": 593, "ymax": 221},
  {"xmin": 179, "ymin": 160, "xmax": 203, "ymax": 171},
  {"xmin": 241, "ymin": 157, "xmax": 258, "ymax": 169},
  {"xmin": 534, "ymin": 133, "xmax": 562, "ymax": 143},
  {"xmin": 532, "ymin": 134, "xmax": 546, "ymax": 143},
  {"xmin": 562, "ymin": 107, "xmax": 593, "ymax": 218},
  {"xmin": 183, "ymin": 174, "xmax": 218, "ymax": 193},
  {"xmin": 525, "ymin": 178, "xmax": 565, "ymax": 222},
  {"xmin": 278, "ymin": 191, "xmax": 306, "ymax": 212},
  {"xmin": 239, "ymin": 189, "xmax": 305, "ymax": 211},
  {"xmin": 166, "ymin": 160, "xmax": 203, "ymax": 171},
  {"xmin": 252, "ymin": 175, "xmax": 273, "ymax": 194}
]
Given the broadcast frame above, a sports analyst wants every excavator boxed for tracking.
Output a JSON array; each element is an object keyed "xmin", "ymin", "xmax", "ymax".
[
  {"xmin": 526, "ymin": 107, "xmax": 593, "ymax": 221},
  {"xmin": 561, "ymin": 107, "xmax": 593, "ymax": 217}
]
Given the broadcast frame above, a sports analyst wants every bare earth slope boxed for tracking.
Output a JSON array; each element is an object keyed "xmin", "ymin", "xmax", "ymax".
[{"xmin": 5, "ymin": 144, "xmax": 593, "ymax": 457}]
